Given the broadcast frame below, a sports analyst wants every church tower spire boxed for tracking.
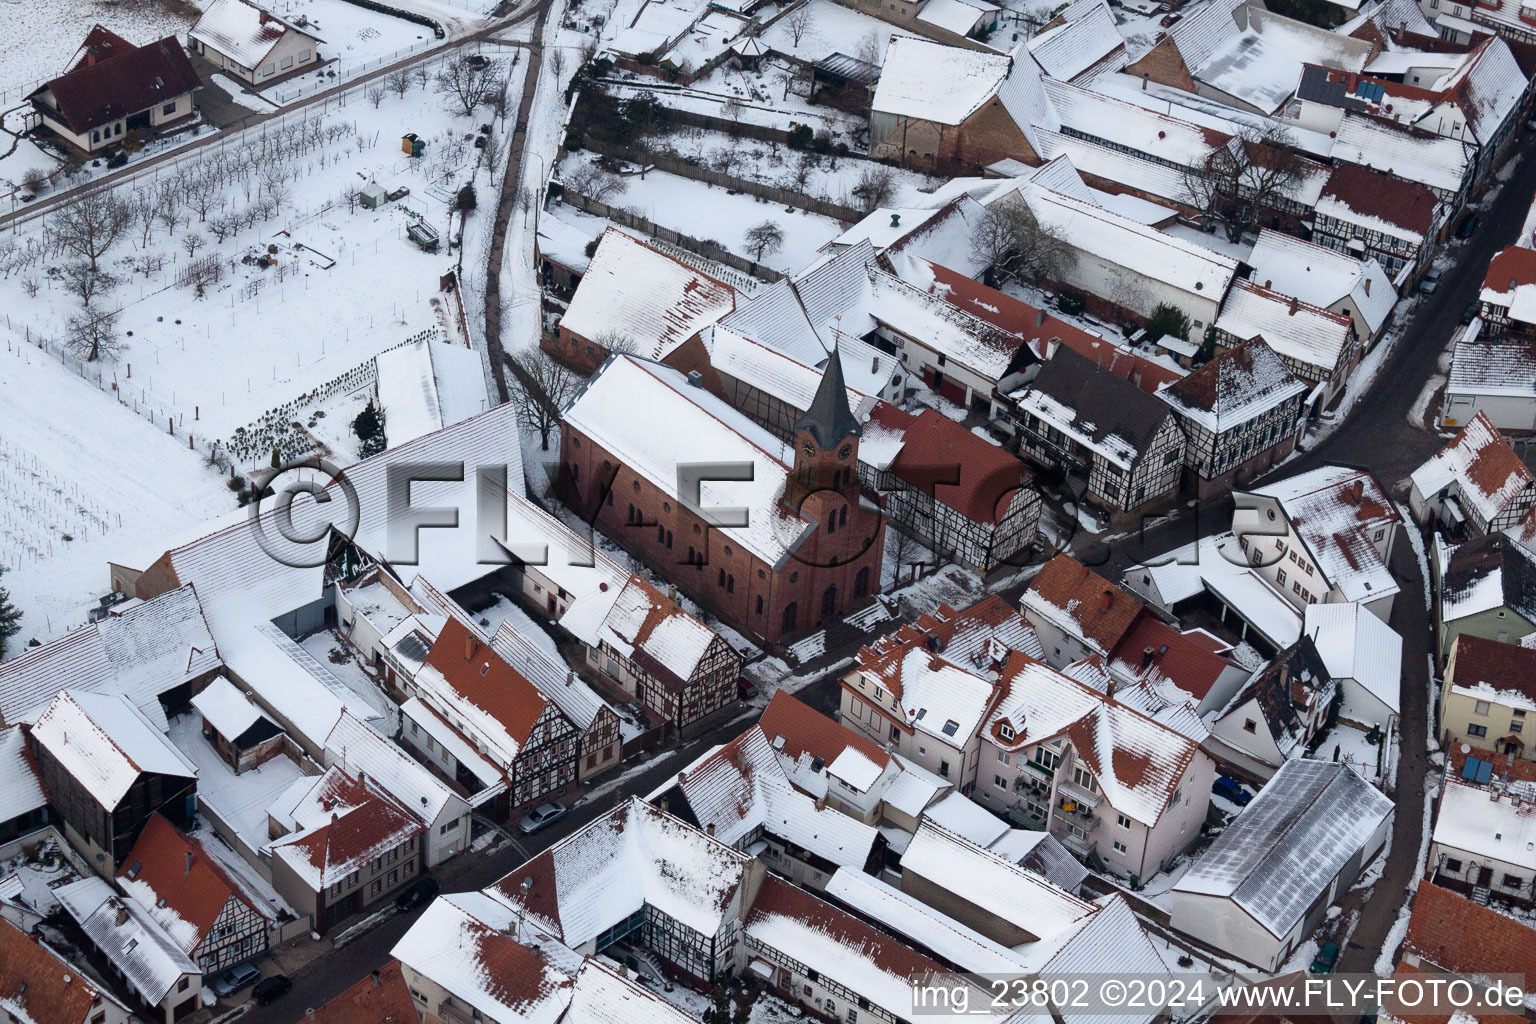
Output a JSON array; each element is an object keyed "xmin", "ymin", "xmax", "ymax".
[{"xmin": 788, "ymin": 344, "xmax": 862, "ymax": 502}]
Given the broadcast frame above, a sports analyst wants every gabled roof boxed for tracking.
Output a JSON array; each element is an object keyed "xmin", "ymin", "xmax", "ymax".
[
  {"xmin": 30, "ymin": 33, "xmax": 200, "ymax": 133},
  {"xmin": 190, "ymin": 675, "xmax": 276, "ymax": 743},
  {"xmin": 1332, "ymin": 112, "xmax": 1469, "ymax": 195},
  {"xmin": 1448, "ymin": 336, "xmax": 1536, "ymax": 399},
  {"xmin": 1411, "ymin": 412, "xmax": 1535, "ymax": 528},
  {"xmin": 268, "ymin": 771, "xmax": 424, "ymax": 890},
  {"xmin": 661, "ymin": 725, "xmax": 880, "ymax": 867},
  {"xmin": 558, "ymin": 229, "xmax": 736, "ymax": 361},
  {"xmin": 489, "ymin": 797, "xmax": 749, "ymax": 948},
  {"xmin": 0, "ymin": 725, "xmax": 47, "ymax": 826},
  {"xmin": 1303, "ymin": 602, "xmax": 1401, "ymax": 713},
  {"xmin": 1480, "ymin": 245, "xmax": 1536, "ymax": 321},
  {"xmin": 1215, "ymin": 280, "xmax": 1356, "ymax": 378},
  {"xmin": 418, "ymin": 618, "xmax": 551, "ymax": 767},
  {"xmin": 66, "ymin": 25, "xmax": 133, "ymax": 72},
  {"xmin": 871, "ymin": 37, "xmax": 1012, "ymax": 124},
  {"xmin": 1216, "ymin": 635, "xmax": 1333, "ymax": 757},
  {"xmin": 758, "ymin": 689, "xmax": 892, "ymax": 787},
  {"xmin": 1316, "ymin": 160, "xmax": 1441, "ymax": 241},
  {"xmin": 0, "ymin": 917, "xmax": 121, "ymax": 1024},
  {"xmin": 1173, "ymin": 758, "xmax": 1392, "ymax": 937},
  {"xmin": 1246, "ymin": 464, "xmax": 1400, "ymax": 603},
  {"xmin": 1014, "ymin": 347, "xmax": 1179, "ymax": 470},
  {"xmin": 303, "ymin": 961, "xmax": 420, "ymax": 1024},
  {"xmin": 1028, "ymin": 0, "xmax": 1128, "ymax": 83},
  {"xmin": 116, "ymin": 814, "xmax": 267, "ymax": 955},
  {"xmin": 489, "ymin": 621, "xmax": 611, "ymax": 732},
  {"xmin": 1405, "ymin": 881, "xmax": 1536, "ymax": 978},
  {"xmin": 590, "ymin": 575, "xmax": 730, "ymax": 690},
  {"xmin": 1159, "ymin": 340, "xmax": 1307, "ymax": 433},
  {"xmin": 190, "ymin": 0, "xmax": 320, "ymax": 69},
  {"xmin": 1245, "ymin": 229, "xmax": 1396, "ymax": 335},
  {"xmin": 869, "ymin": 405, "xmax": 1035, "ymax": 524},
  {"xmin": 30, "ymin": 690, "xmax": 196, "ymax": 809},
  {"xmin": 54, "ymin": 876, "xmax": 199, "ymax": 1004},
  {"xmin": 324, "ymin": 710, "xmax": 466, "ymax": 825},
  {"xmin": 857, "ymin": 594, "xmax": 1043, "ymax": 700},
  {"xmin": 1440, "ymin": 532, "xmax": 1536, "ymax": 625},
  {"xmin": 1447, "ymin": 633, "xmax": 1536, "ymax": 707},
  {"xmin": 1107, "ymin": 616, "xmax": 1238, "ymax": 703},
  {"xmin": 0, "ymin": 583, "xmax": 219, "ymax": 729},
  {"xmin": 1022, "ymin": 554, "xmax": 1146, "ymax": 658}
]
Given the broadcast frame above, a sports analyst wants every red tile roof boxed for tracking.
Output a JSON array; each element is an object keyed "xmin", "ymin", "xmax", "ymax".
[
  {"xmin": 1319, "ymin": 163, "xmax": 1439, "ymax": 237},
  {"xmin": 759, "ymin": 690, "xmax": 892, "ymax": 771},
  {"xmin": 1387, "ymin": 963, "xmax": 1528, "ymax": 1024},
  {"xmin": 1483, "ymin": 246, "xmax": 1536, "ymax": 295},
  {"xmin": 1449, "ymin": 633, "xmax": 1536, "ymax": 704},
  {"xmin": 116, "ymin": 813, "xmax": 260, "ymax": 951},
  {"xmin": 31, "ymin": 33, "xmax": 201, "ymax": 134},
  {"xmin": 745, "ymin": 875, "xmax": 949, "ymax": 978},
  {"xmin": 856, "ymin": 593, "xmax": 1032, "ymax": 699},
  {"xmin": 880, "ymin": 407, "xmax": 1034, "ymax": 524},
  {"xmin": 1049, "ymin": 333, "xmax": 1184, "ymax": 394},
  {"xmin": 303, "ymin": 961, "xmax": 421, "ymax": 1024},
  {"xmin": 1108, "ymin": 617, "xmax": 1234, "ymax": 701},
  {"xmin": 423, "ymin": 618, "xmax": 549, "ymax": 747},
  {"xmin": 66, "ymin": 25, "xmax": 134, "ymax": 73},
  {"xmin": 273, "ymin": 773, "xmax": 424, "ymax": 888},
  {"xmin": 1404, "ymin": 881, "xmax": 1536, "ymax": 977},
  {"xmin": 1444, "ymin": 742, "xmax": 1536, "ymax": 784},
  {"xmin": 1023, "ymin": 554, "xmax": 1146, "ymax": 656},
  {"xmin": 0, "ymin": 917, "xmax": 107, "ymax": 1024}
]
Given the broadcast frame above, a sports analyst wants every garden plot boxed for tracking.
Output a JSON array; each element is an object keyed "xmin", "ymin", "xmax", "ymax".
[
  {"xmin": 755, "ymin": 0, "xmax": 922, "ymax": 64},
  {"xmin": 557, "ymin": 150, "xmax": 843, "ymax": 271},
  {"xmin": 0, "ymin": 0, "xmax": 198, "ymax": 106},
  {"xmin": 602, "ymin": 67, "xmax": 863, "ymax": 139}
]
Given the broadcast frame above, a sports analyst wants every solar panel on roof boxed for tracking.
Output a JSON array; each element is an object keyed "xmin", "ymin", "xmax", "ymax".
[{"xmin": 1461, "ymin": 756, "xmax": 1493, "ymax": 783}]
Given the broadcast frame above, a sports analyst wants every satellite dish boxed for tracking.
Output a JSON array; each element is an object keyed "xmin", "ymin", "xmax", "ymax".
[{"xmin": 1461, "ymin": 744, "xmax": 1472, "ymax": 754}]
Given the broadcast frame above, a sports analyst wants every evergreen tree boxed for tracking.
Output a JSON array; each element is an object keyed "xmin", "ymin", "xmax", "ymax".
[
  {"xmin": 353, "ymin": 399, "xmax": 387, "ymax": 457},
  {"xmin": 0, "ymin": 569, "xmax": 22, "ymax": 660}
]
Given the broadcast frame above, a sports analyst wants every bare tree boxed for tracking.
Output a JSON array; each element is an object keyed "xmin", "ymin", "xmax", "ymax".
[
  {"xmin": 133, "ymin": 188, "xmax": 162, "ymax": 247},
  {"xmin": 435, "ymin": 55, "xmax": 504, "ymax": 116},
  {"xmin": 564, "ymin": 163, "xmax": 627, "ymax": 203},
  {"xmin": 412, "ymin": 64, "xmax": 432, "ymax": 91},
  {"xmin": 66, "ymin": 307, "xmax": 121, "ymax": 362},
  {"xmin": 367, "ymin": 84, "xmax": 387, "ymax": 108},
  {"xmin": 744, "ymin": 220, "xmax": 784, "ymax": 262},
  {"xmin": 52, "ymin": 192, "xmax": 130, "ymax": 271},
  {"xmin": 856, "ymin": 30, "xmax": 882, "ymax": 67},
  {"xmin": 21, "ymin": 168, "xmax": 49, "ymax": 197},
  {"xmin": 1181, "ymin": 125, "xmax": 1304, "ymax": 243},
  {"xmin": 593, "ymin": 329, "xmax": 638, "ymax": 355},
  {"xmin": 261, "ymin": 166, "xmax": 293, "ymax": 214},
  {"xmin": 60, "ymin": 261, "xmax": 121, "ymax": 309},
  {"xmin": 505, "ymin": 346, "xmax": 579, "ymax": 451},
  {"xmin": 711, "ymin": 146, "xmax": 742, "ymax": 179},
  {"xmin": 183, "ymin": 231, "xmax": 206, "ymax": 260},
  {"xmin": 386, "ymin": 68, "xmax": 412, "ymax": 98},
  {"xmin": 850, "ymin": 164, "xmax": 895, "ymax": 212},
  {"xmin": 184, "ymin": 176, "xmax": 219, "ymax": 223},
  {"xmin": 132, "ymin": 253, "xmax": 166, "ymax": 278},
  {"xmin": 548, "ymin": 47, "xmax": 567, "ymax": 81},
  {"xmin": 785, "ymin": 4, "xmax": 813, "ymax": 46},
  {"xmin": 968, "ymin": 199, "xmax": 1076, "ymax": 287},
  {"xmin": 772, "ymin": 64, "xmax": 797, "ymax": 101}
]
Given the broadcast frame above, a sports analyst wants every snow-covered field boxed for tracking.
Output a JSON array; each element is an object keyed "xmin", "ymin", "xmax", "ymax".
[
  {"xmin": 0, "ymin": 52, "xmax": 525, "ymax": 641},
  {"xmin": 258, "ymin": 0, "xmax": 456, "ymax": 103}
]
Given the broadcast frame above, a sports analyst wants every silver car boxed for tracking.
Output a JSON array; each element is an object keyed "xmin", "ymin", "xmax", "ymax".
[{"xmin": 517, "ymin": 801, "xmax": 567, "ymax": 834}]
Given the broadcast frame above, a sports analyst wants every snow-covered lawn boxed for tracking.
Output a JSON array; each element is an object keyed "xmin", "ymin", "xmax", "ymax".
[
  {"xmin": 300, "ymin": 629, "xmax": 401, "ymax": 730},
  {"xmin": 755, "ymin": 0, "xmax": 921, "ymax": 64},
  {"xmin": 602, "ymin": 63, "xmax": 865, "ymax": 139},
  {"xmin": 1312, "ymin": 722, "xmax": 1389, "ymax": 786},
  {"xmin": 260, "ymin": 0, "xmax": 445, "ymax": 92},
  {"xmin": 0, "ymin": 0, "xmax": 199, "ymax": 106},
  {"xmin": 169, "ymin": 713, "xmax": 311, "ymax": 857},
  {"xmin": 559, "ymin": 151, "xmax": 844, "ymax": 271}
]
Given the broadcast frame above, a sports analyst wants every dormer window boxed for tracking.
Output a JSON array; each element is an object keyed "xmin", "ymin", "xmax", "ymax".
[{"xmin": 998, "ymin": 722, "xmax": 1015, "ymax": 743}]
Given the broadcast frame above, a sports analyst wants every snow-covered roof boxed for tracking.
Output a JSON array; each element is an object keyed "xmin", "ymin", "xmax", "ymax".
[
  {"xmin": 1439, "ymin": 532, "xmax": 1536, "ymax": 626},
  {"xmin": 0, "ymin": 584, "xmax": 218, "ymax": 729},
  {"xmin": 1042, "ymin": 77, "xmax": 1228, "ymax": 169},
  {"xmin": 491, "ymin": 797, "xmax": 749, "ymax": 948},
  {"xmin": 1304, "ymin": 602, "xmax": 1401, "ymax": 713},
  {"xmin": 901, "ymin": 820, "xmax": 1096, "ymax": 944},
  {"xmin": 230, "ymin": 623, "xmax": 384, "ymax": 746},
  {"xmin": 30, "ymin": 690, "xmax": 196, "ymax": 810},
  {"xmin": 1126, "ymin": 531, "xmax": 1303, "ymax": 648},
  {"xmin": 268, "ymin": 768, "xmax": 425, "ymax": 889},
  {"xmin": 866, "ymin": 267, "xmax": 1030, "ymax": 381},
  {"xmin": 1215, "ymin": 280, "xmax": 1356, "ymax": 378},
  {"xmin": 190, "ymin": 0, "xmax": 318, "ymax": 68},
  {"xmin": 917, "ymin": 0, "xmax": 998, "ymax": 36},
  {"xmin": 823, "ymin": 867, "xmax": 1031, "ymax": 974},
  {"xmin": 117, "ymin": 814, "xmax": 270, "ymax": 956},
  {"xmin": 564, "ymin": 957, "xmax": 715, "ymax": 1024},
  {"xmin": 745, "ymin": 875, "xmax": 1006, "ymax": 1022},
  {"xmin": 373, "ymin": 339, "xmax": 488, "ymax": 447},
  {"xmin": 1246, "ymin": 464, "xmax": 1400, "ymax": 604},
  {"xmin": 593, "ymin": 575, "xmax": 727, "ymax": 686},
  {"xmin": 0, "ymin": 726, "xmax": 47, "ymax": 825},
  {"xmin": 871, "ymin": 36, "xmax": 1012, "ymax": 124},
  {"xmin": 190, "ymin": 675, "xmax": 274, "ymax": 742},
  {"xmin": 562, "ymin": 355, "xmax": 813, "ymax": 567},
  {"xmin": 1331, "ymin": 112, "xmax": 1469, "ymax": 195},
  {"xmin": 921, "ymin": 790, "xmax": 1010, "ymax": 846},
  {"xmin": 1158, "ymin": 340, "xmax": 1307, "ymax": 433},
  {"xmin": 1245, "ymin": 229, "xmax": 1396, "ymax": 336},
  {"xmin": 704, "ymin": 326, "xmax": 881, "ymax": 426},
  {"xmin": 1449, "ymin": 338, "xmax": 1536, "ymax": 400},
  {"xmin": 660, "ymin": 725, "xmax": 880, "ymax": 868},
  {"xmin": 489, "ymin": 621, "xmax": 611, "ymax": 733},
  {"xmin": 758, "ymin": 690, "xmax": 896, "ymax": 799},
  {"xmin": 1432, "ymin": 779, "xmax": 1536, "ymax": 871},
  {"xmin": 391, "ymin": 892, "xmax": 580, "ymax": 1024},
  {"xmin": 1432, "ymin": 37, "xmax": 1527, "ymax": 146},
  {"xmin": 1170, "ymin": 0, "xmax": 1373, "ymax": 113},
  {"xmin": 1173, "ymin": 758, "xmax": 1391, "ymax": 938},
  {"xmin": 1411, "ymin": 412, "xmax": 1535, "ymax": 529},
  {"xmin": 1013, "ymin": 347, "xmax": 1177, "ymax": 471},
  {"xmin": 1028, "ymin": 0, "xmax": 1127, "ymax": 83},
  {"xmin": 0, "ymin": 916, "xmax": 125, "ymax": 1024},
  {"xmin": 54, "ymin": 876, "xmax": 199, "ymax": 1005},
  {"xmin": 400, "ymin": 697, "xmax": 505, "ymax": 795},
  {"xmin": 558, "ymin": 229, "xmax": 736, "ymax": 362},
  {"xmin": 324, "ymin": 709, "xmax": 466, "ymax": 826}
]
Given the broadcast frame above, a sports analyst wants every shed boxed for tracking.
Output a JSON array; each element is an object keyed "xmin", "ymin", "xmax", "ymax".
[{"xmin": 360, "ymin": 183, "xmax": 388, "ymax": 210}]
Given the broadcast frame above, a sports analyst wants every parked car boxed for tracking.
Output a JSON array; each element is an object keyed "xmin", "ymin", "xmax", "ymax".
[
  {"xmin": 738, "ymin": 678, "xmax": 758, "ymax": 700},
  {"xmin": 253, "ymin": 976, "xmax": 292, "ymax": 1005},
  {"xmin": 1419, "ymin": 268, "xmax": 1443, "ymax": 294},
  {"xmin": 517, "ymin": 801, "xmax": 567, "ymax": 834},
  {"xmin": 1456, "ymin": 213, "xmax": 1481, "ymax": 240},
  {"xmin": 1310, "ymin": 941, "xmax": 1340, "ymax": 974},
  {"xmin": 1462, "ymin": 300, "xmax": 1480, "ymax": 325},
  {"xmin": 1160, "ymin": 11, "xmax": 1182, "ymax": 25},
  {"xmin": 395, "ymin": 877, "xmax": 441, "ymax": 912},
  {"xmin": 1213, "ymin": 775, "xmax": 1252, "ymax": 806},
  {"xmin": 210, "ymin": 963, "xmax": 261, "ymax": 998}
]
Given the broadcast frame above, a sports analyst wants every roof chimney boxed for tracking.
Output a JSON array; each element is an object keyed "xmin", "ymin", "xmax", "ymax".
[
  {"xmin": 1036, "ymin": 308, "xmax": 1047, "ymax": 327},
  {"xmin": 705, "ymin": 822, "xmax": 716, "ymax": 837},
  {"xmin": 1100, "ymin": 590, "xmax": 1113, "ymax": 612},
  {"xmin": 815, "ymin": 795, "xmax": 827, "ymax": 811},
  {"xmin": 1141, "ymin": 646, "xmax": 1155, "ymax": 669},
  {"xmin": 185, "ymin": 851, "xmax": 194, "ymax": 875},
  {"xmin": 890, "ymin": 213, "xmax": 901, "ymax": 228},
  {"xmin": 686, "ymin": 370, "xmax": 704, "ymax": 388},
  {"xmin": 1362, "ymin": 277, "xmax": 1371, "ymax": 296},
  {"xmin": 114, "ymin": 903, "xmax": 129, "ymax": 927},
  {"xmin": 1288, "ymin": 295, "xmax": 1299, "ymax": 316},
  {"xmin": 464, "ymin": 634, "xmax": 477, "ymax": 661},
  {"xmin": 331, "ymin": 811, "xmax": 340, "ymax": 826},
  {"xmin": 1351, "ymin": 479, "xmax": 1364, "ymax": 503}
]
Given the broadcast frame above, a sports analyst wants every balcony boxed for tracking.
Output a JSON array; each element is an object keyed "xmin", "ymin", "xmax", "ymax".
[
  {"xmin": 1020, "ymin": 760, "xmax": 1056, "ymax": 783},
  {"xmin": 1056, "ymin": 780, "xmax": 1101, "ymax": 809}
]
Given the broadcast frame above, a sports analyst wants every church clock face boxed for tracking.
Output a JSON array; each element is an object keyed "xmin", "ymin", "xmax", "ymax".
[
  {"xmin": 838, "ymin": 444, "xmax": 853, "ymax": 459},
  {"xmin": 802, "ymin": 442, "xmax": 817, "ymax": 458}
]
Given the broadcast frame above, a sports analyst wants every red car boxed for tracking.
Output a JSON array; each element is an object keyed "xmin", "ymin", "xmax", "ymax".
[{"xmin": 1160, "ymin": 12, "xmax": 1182, "ymax": 26}]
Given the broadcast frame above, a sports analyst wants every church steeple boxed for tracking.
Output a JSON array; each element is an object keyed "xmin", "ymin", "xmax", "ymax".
[{"xmin": 794, "ymin": 344, "xmax": 861, "ymax": 449}]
